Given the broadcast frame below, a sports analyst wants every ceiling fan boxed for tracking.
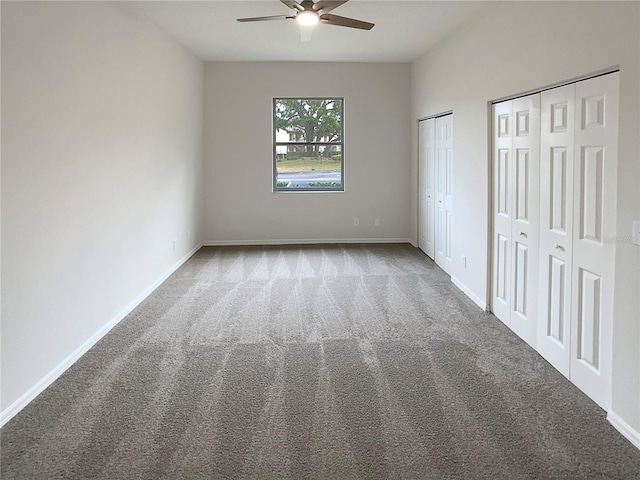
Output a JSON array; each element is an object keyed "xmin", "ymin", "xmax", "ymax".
[{"xmin": 237, "ymin": 0, "xmax": 375, "ymax": 33}]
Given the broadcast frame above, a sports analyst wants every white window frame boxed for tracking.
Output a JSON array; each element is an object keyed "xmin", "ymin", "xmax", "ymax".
[{"xmin": 272, "ymin": 97, "xmax": 345, "ymax": 192}]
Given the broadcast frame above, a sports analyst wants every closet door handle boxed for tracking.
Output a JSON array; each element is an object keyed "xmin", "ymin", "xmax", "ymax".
[
  {"xmin": 519, "ymin": 231, "xmax": 527, "ymax": 237},
  {"xmin": 554, "ymin": 244, "xmax": 565, "ymax": 251}
]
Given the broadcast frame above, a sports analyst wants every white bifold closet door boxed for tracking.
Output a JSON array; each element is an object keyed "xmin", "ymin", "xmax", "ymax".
[
  {"xmin": 418, "ymin": 114, "xmax": 453, "ymax": 272},
  {"xmin": 492, "ymin": 72, "xmax": 619, "ymax": 411},
  {"xmin": 538, "ymin": 73, "xmax": 619, "ymax": 409},
  {"xmin": 492, "ymin": 94, "xmax": 540, "ymax": 348},
  {"xmin": 418, "ymin": 118, "xmax": 435, "ymax": 259}
]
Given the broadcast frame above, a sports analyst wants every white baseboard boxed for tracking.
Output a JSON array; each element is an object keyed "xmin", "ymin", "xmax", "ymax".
[
  {"xmin": 0, "ymin": 243, "xmax": 203, "ymax": 428},
  {"xmin": 608, "ymin": 410, "xmax": 640, "ymax": 450},
  {"xmin": 203, "ymin": 238, "xmax": 413, "ymax": 247},
  {"xmin": 451, "ymin": 276, "xmax": 487, "ymax": 310}
]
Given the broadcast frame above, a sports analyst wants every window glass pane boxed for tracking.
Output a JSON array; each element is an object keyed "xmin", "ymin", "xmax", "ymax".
[
  {"xmin": 275, "ymin": 145, "xmax": 342, "ymax": 190},
  {"xmin": 274, "ymin": 98, "xmax": 342, "ymax": 144}
]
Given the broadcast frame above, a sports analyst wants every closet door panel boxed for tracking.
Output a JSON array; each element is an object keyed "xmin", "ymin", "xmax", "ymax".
[
  {"xmin": 418, "ymin": 121, "xmax": 427, "ymax": 253},
  {"xmin": 538, "ymin": 84, "xmax": 575, "ymax": 378},
  {"xmin": 547, "ymin": 256, "xmax": 567, "ymax": 343},
  {"xmin": 435, "ymin": 122, "xmax": 446, "ymax": 266},
  {"xmin": 426, "ymin": 120, "xmax": 436, "ymax": 259},
  {"xmin": 570, "ymin": 72, "xmax": 618, "ymax": 410},
  {"xmin": 510, "ymin": 94, "xmax": 540, "ymax": 347},
  {"xmin": 492, "ymin": 101, "xmax": 513, "ymax": 325},
  {"xmin": 513, "ymin": 242, "xmax": 529, "ymax": 316},
  {"xmin": 445, "ymin": 120, "xmax": 454, "ymax": 267},
  {"xmin": 418, "ymin": 118, "xmax": 436, "ymax": 259},
  {"xmin": 435, "ymin": 114, "xmax": 454, "ymax": 273}
]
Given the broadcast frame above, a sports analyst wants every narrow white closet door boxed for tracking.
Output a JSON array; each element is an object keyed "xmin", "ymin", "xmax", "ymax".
[
  {"xmin": 569, "ymin": 73, "xmax": 619, "ymax": 410},
  {"xmin": 538, "ymin": 84, "xmax": 575, "ymax": 378},
  {"xmin": 509, "ymin": 94, "xmax": 540, "ymax": 347},
  {"xmin": 435, "ymin": 114, "xmax": 454, "ymax": 273},
  {"xmin": 492, "ymin": 100, "xmax": 513, "ymax": 325},
  {"xmin": 418, "ymin": 118, "xmax": 436, "ymax": 259}
]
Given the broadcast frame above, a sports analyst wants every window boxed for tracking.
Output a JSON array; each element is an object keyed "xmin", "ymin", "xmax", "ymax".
[{"xmin": 273, "ymin": 98, "xmax": 344, "ymax": 192}]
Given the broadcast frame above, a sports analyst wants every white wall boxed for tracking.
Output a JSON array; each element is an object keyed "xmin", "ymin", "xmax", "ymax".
[
  {"xmin": 203, "ymin": 62, "xmax": 411, "ymax": 243},
  {"xmin": 1, "ymin": 2, "xmax": 204, "ymax": 416},
  {"xmin": 411, "ymin": 1, "xmax": 639, "ymax": 439}
]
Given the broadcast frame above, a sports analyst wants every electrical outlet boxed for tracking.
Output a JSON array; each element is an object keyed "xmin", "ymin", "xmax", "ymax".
[
  {"xmin": 187, "ymin": 229, "xmax": 191, "ymax": 240},
  {"xmin": 374, "ymin": 218, "xmax": 380, "ymax": 227},
  {"xmin": 633, "ymin": 221, "xmax": 640, "ymax": 246},
  {"xmin": 353, "ymin": 218, "xmax": 360, "ymax": 227},
  {"xmin": 173, "ymin": 239, "xmax": 177, "ymax": 251},
  {"xmin": 462, "ymin": 256, "xmax": 467, "ymax": 268}
]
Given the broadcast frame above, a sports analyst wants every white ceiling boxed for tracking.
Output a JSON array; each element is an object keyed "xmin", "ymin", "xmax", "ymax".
[{"xmin": 127, "ymin": 0, "xmax": 489, "ymax": 63}]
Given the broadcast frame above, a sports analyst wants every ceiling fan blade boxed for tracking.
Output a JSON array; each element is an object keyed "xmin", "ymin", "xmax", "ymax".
[
  {"xmin": 320, "ymin": 13, "xmax": 374, "ymax": 30},
  {"xmin": 280, "ymin": 0, "xmax": 304, "ymax": 12},
  {"xmin": 313, "ymin": 1, "xmax": 349, "ymax": 15},
  {"xmin": 237, "ymin": 15, "xmax": 293, "ymax": 23}
]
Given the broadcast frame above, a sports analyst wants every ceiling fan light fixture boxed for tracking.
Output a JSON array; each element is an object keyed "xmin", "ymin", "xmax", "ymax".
[
  {"xmin": 296, "ymin": 10, "xmax": 319, "ymax": 26},
  {"xmin": 237, "ymin": 1, "xmax": 374, "ymax": 32}
]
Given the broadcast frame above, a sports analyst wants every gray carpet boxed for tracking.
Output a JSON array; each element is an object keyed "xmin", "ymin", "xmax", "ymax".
[{"xmin": 2, "ymin": 244, "xmax": 639, "ymax": 479}]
